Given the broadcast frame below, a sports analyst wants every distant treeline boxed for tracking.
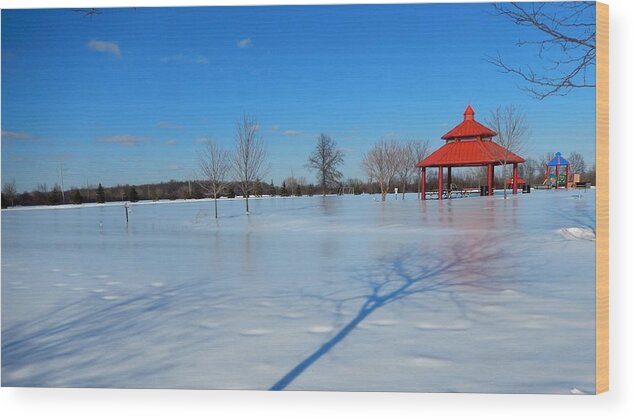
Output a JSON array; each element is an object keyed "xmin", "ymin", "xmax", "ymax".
[{"xmin": 1, "ymin": 160, "xmax": 595, "ymax": 209}]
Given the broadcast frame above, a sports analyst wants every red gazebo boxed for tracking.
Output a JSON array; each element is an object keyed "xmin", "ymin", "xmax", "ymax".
[{"xmin": 416, "ymin": 105, "xmax": 525, "ymax": 200}]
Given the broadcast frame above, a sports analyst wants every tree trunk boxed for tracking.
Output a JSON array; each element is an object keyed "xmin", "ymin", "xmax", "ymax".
[
  {"xmin": 417, "ymin": 170, "xmax": 421, "ymax": 200},
  {"xmin": 245, "ymin": 194, "xmax": 249, "ymax": 213},
  {"xmin": 214, "ymin": 196, "xmax": 218, "ymax": 219}
]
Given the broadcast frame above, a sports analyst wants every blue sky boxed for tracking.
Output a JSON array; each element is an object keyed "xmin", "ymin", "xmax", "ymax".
[{"xmin": 2, "ymin": 3, "xmax": 596, "ymax": 192}]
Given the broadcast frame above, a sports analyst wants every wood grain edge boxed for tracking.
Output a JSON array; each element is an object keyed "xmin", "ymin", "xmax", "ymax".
[{"xmin": 595, "ymin": 1, "xmax": 609, "ymax": 395}]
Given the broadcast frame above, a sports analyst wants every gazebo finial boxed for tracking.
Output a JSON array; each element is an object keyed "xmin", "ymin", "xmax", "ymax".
[{"xmin": 463, "ymin": 104, "xmax": 475, "ymax": 121}]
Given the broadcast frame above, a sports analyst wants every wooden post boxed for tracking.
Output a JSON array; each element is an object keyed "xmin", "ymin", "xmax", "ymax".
[
  {"xmin": 555, "ymin": 164, "xmax": 560, "ymax": 189},
  {"xmin": 487, "ymin": 164, "xmax": 492, "ymax": 196},
  {"xmin": 565, "ymin": 165, "xmax": 570, "ymax": 190},
  {"xmin": 512, "ymin": 163, "xmax": 518, "ymax": 195},
  {"xmin": 124, "ymin": 202, "xmax": 129, "ymax": 224},
  {"xmin": 438, "ymin": 166, "xmax": 443, "ymax": 200},
  {"xmin": 421, "ymin": 168, "xmax": 426, "ymax": 201},
  {"xmin": 487, "ymin": 164, "xmax": 494, "ymax": 196}
]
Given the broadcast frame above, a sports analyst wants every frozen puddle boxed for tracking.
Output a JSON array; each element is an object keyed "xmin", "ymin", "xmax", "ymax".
[
  {"xmin": 307, "ymin": 325, "xmax": 334, "ymax": 334},
  {"xmin": 408, "ymin": 356, "xmax": 450, "ymax": 368},
  {"xmin": 366, "ymin": 319, "xmax": 399, "ymax": 327},
  {"xmin": 558, "ymin": 227, "xmax": 595, "ymax": 241},
  {"xmin": 415, "ymin": 320, "xmax": 472, "ymax": 331},
  {"xmin": 239, "ymin": 329, "xmax": 272, "ymax": 336},
  {"xmin": 1, "ymin": 192, "xmax": 597, "ymax": 392}
]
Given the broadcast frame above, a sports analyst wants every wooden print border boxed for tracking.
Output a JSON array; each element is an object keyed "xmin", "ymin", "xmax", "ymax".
[{"xmin": 596, "ymin": 1, "xmax": 609, "ymax": 394}]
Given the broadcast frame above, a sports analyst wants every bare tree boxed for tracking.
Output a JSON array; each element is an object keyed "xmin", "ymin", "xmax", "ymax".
[
  {"xmin": 232, "ymin": 115, "xmax": 267, "ymax": 214},
  {"xmin": 198, "ymin": 140, "xmax": 231, "ymax": 219},
  {"xmin": 487, "ymin": 105, "xmax": 529, "ymax": 199},
  {"xmin": 408, "ymin": 140, "xmax": 430, "ymax": 199},
  {"xmin": 395, "ymin": 142, "xmax": 415, "ymax": 200},
  {"xmin": 489, "ymin": 2, "xmax": 596, "ymax": 99},
  {"xmin": 2, "ymin": 179, "xmax": 17, "ymax": 207},
  {"xmin": 306, "ymin": 134, "xmax": 345, "ymax": 196},
  {"xmin": 567, "ymin": 151, "xmax": 586, "ymax": 174},
  {"xmin": 361, "ymin": 140, "xmax": 400, "ymax": 202},
  {"xmin": 520, "ymin": 157, "xmax": 541, "ymax": 186}
]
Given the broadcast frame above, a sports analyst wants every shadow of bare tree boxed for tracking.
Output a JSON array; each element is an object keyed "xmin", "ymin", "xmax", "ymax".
[{"xmin": 270, "ymin": 236, "xmax": 507, "ymax": 390}]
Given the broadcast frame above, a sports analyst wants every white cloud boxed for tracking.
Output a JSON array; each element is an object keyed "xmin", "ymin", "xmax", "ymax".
[
  {"xmin": 283, "ymin": 130, "xmax": 303, "ymax": 137},
  {"xmin": 97, "ymin": 135, "xmax": 143, "ymax": 145},
  {"xmin": 1, "ymin": 130, "xmax": 32, "ymax": 140},
  {"xmin": 163, "ymin": 140, "xmax": 177, "ymax": 145},
  {"xmin": 161, "ymin": 54, "xmax": 208, "ymax": 65},
  {"xmin": 87, "ymin": 39, "xmax": 121, "ymax": 57},
  {"xmin": 237, "ymin": 38, "xmax": 252, "ymax": 48}
]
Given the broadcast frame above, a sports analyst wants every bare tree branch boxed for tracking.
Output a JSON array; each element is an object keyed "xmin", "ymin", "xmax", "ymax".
[
  {"xmin": 487, "ymin": 105, "xmax": 529, "ymax": 198},
  {"xmin": 488, "ymin": 2, "xmax": 596, "ymax": 99},
  {"xmin": 232, "ymin": 115, "xmax": 267, "ymax": 214},
  {"xmin": 198, "ymin": 140, "xmax": 231, "ymax": 219}
]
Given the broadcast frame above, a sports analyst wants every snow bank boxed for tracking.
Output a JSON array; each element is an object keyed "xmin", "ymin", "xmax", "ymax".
[{"xmin": 558, "ymin": 227, "xmax": 596, "ymax": 241}]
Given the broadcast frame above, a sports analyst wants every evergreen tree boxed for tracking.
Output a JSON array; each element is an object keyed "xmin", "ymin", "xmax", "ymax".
[
  {"xmin": 128, "ymin": 186, "xmax": 139, "ymax": 202},
  {"xmin": 96, "ymin": 183, "xmax": 106, "ymax": 203},
  {"xmin": 70, "ymin": 189, "xmax": 83, "ymax": 204},
  {"xmin": 280, "ymin": 181, "xmax": 290, "ymax": 197},
  {"xmin": 48, "ymin": 186, "xmax": 63, "ymax": 205},
  {"xmin": 269, "ymin": 182, "xmax": 277, "ymax": 197},
  {"xmin": 293, "ymin": 184, "xmax": 302, "ymax": 197}
]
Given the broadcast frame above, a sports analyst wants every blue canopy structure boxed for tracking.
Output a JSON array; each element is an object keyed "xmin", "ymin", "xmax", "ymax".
[
  {"xmin": 547, "ymin": 152, "xmax": 570, "ymax": 167},
  {"xmin": 544, "ymin": 152, "xmax": 571, "ymax": 189}
]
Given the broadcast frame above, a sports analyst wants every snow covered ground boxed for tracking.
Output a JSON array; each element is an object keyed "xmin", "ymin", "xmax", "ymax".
[{"xmin": 1, "ymin": 190, "xmax": 596, "ymax": 393}]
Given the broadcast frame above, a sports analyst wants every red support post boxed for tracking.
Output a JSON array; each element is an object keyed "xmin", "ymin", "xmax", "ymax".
[
  {"xmin": 438, "ymin": 166, "xmax": 443, "ymax": 200},
  {"xmin": 487, "ymin": 164, "xmax": 492, "ymax": 196},
  {"xmin": 489, "ymin": 164, "xmax": 495, "ymax": 196},
  {"xmin": 565, "ymin": 165, "xmax": 570, "ymax": 190},
  {"xmin": 421, "ymin": 168, "xmax": 426, "ymax": 200},
  {"xmin": 555, "ymin": 164, "xmax": 560, "ymax": 189},
  {"xmin": 512, "ymin": 163, "xmax": 518, "ymax": 195}
]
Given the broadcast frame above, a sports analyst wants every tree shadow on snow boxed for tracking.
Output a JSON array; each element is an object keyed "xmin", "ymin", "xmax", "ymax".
[{"xmin": 269, "ymin": 236, "xmax": 508, "ymax": 390}]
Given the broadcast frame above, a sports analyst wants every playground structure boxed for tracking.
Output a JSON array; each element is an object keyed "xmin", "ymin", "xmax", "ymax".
[
  {"xmin": 416, "ymin": 105, "xmax": 526, "ymax": 200},
  {"xmin": 542, "ymin": 152, "xmax": 580, "ymax": 189}
]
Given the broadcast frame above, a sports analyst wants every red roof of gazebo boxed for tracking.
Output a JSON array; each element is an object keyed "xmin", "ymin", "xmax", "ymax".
[
  {"xmin": 416, "ymin": 140, "xmax": 525, "ymax": 168},
  {"xmin": 441, "ymin": 105, "xmax": 497, "ymax": 140},
  {"xmin": 416, "ymin": 105, "xmax": 525, "ymax": 168}
]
